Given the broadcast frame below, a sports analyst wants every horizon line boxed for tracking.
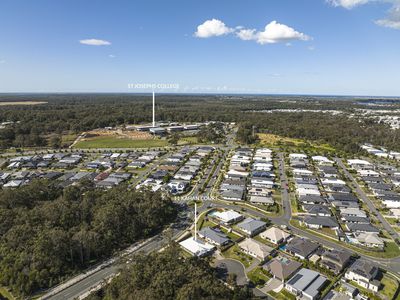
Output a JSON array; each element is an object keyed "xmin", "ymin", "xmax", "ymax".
[{"xmin": 0, "ymin": 92, "xmax": 400, "ymax": 99}]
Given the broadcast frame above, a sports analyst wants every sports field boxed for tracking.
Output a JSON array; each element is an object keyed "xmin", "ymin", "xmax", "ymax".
[{"xmin": 74, "ymin": 135, "xmax": 168, "ymax": 148}]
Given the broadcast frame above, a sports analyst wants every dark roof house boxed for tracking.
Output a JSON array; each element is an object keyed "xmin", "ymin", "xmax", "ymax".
[{"xmin": 286, "ymin": 237, "xmax": 320, "ymax": 259}]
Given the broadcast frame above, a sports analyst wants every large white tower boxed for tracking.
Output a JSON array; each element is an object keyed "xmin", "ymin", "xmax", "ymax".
[
  {"xmin": 152, "ymin": 91, "xmax": 155, "ymax": 127},
  {"xmin": 194, "ymin": 202, "xmax": 197, "ymax": 241}
]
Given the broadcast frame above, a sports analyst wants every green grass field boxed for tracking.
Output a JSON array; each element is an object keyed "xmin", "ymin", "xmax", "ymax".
[
  {"xmin": 257, "ymin": 133, "xmax": 335, "ymax": 153},
  {"xmin": 380, "ymin": 274, "xmax": 399, "ymax": 300},
  {"xmin": 74, "ymin": 136, "xmax": 169, "ymax": 148},
  {"xmin": 178, "ymin": 136, "xmax": 199, "ymax": 145},
  {"xmin": 61, "ymin": 133, "xmax": 78, "ymax": 143}
]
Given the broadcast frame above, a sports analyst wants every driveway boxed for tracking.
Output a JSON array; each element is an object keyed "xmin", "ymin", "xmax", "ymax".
[{"xmin": 260, "ymin": 277, "xmax": 283, "ymax": 293}]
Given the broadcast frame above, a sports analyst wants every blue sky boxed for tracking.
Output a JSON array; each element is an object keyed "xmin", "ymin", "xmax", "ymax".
[{"xmin": 0, "ymin": 0, "xmax": 399, "ymax": 96}]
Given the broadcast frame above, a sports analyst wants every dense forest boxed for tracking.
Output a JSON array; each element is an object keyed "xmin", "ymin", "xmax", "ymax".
[
  {"xmin": 1, "ymin": 93, "xmax": 400, "ymax": 153},
  {"xmin": 88, "ymin": 244, "xmax": 252, "ymax": 300},
  {"xmin": 197, "ymin": 122, "xmax": 226, "ymax": 144},
  {"xmin": 0, "ymin": 180, "xmax": 177, "ymax": 297},
  {"xmin": 237, "ymin": 112, "xmax": 400, "ymax": 153}
]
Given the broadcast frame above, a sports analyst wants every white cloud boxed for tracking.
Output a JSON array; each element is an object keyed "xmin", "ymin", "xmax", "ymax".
[
  {"xmin": 308, "ymin": 45, "xmax": 316, "ymax": 50},
  {"xmin": 267, "ymin": 73, "xmax": 282, "ymax": 78},
  {"xmin": 255, "ymin": 21, "xmax": 311, "ymax": 44},
  {"xmin": 79, "ymin": 39, "xmax": 111, "ymax": 46},
  {"xmin": 195, "ymin": 19, "xmax": 311, "ymax": 45},
  {"xmin": 0, "ymin": 60, "xmax": 5, "ymax": 64},
  {"xmin": 328, "ymin": 0, "xmax": 400, "ymax": 30},
  {"xmin": 236, "ymin": 29, "xmax": 257, "ymax": 40},
  {"xmin": 194, "ymin": 19, "xmax": 234, "ymax": 38},
  {"xmin": 108, "ymin": 54, "xmax": 116, "ymax": 58},
  {"xmin": 236, "ymin": 21, "xmax": 311, "ymax": 44},
  {"xmin": 328, "ymin": 0, "xmax": 371, "ymax": 9},
  {"xmin": 375, "ymin": 4, "xmax": 400, "ymax": 29}
]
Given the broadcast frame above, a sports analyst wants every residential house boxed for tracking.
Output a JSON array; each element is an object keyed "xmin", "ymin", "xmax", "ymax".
[
  {"xmin": 341, "ymin": 215, "xmax": 370, "ymax": 224},
  {"xmin": 211, "ymin": 210, "xmax": 243, "ymax": 225},
  {"xmin": 346, "ymin": 223, "xmax": 379, "ymax": 234},
  {"xmin": 260, "ymin": 227, "xmax": 291, "ymax": 244},
  {"xmin": 247, "ymin": 187, "xmax": 272, "ymax": 197},
  {"xmin": 312, "ymin": 156, "xmax": 334, "ymax": 166},
  {"xmin": 168, "ymin": 180, "xmax": 189, "ymax": 194},
  {"xmin": 320, "ymin": 249, "xmax": 352, "ymax": 275},
  {"xmin": 238, "ymin": 238, "xmax": 274, "ymax": 261},
  {"xmin": 302, "ymin": 216, "xmax": 339, "ymax": 230},
  {"xmin": 237, "ymin": 218, "xmax": 267, "ymax": 236},
  {"xmin": 285, "ymin": 268, "xmax": 327, "ymax": 300},
  {"xmin": 328, "ymin": 193, "xmax": 359, "ymax": 202},
  {"xmin": 353, "ymin": 232, "xmax": 384, "ymax": 249},
  {"xmin": 285, "ymin": 237, "xmax": 320, "ymax": 260},
  {"xmin": 198, "ymin": 227, "xmax": 230, "ymax": 247},
  {"xmin": 345, "ymin": 259, "xmax": 380, "ymax": 292},
  {"xmin": 220, "ymin": 188, "xmax": 245, "ymax": 201},
  {"xmin": 179, "ymin": 237, "xmax": 215, "ymax": 257},
  {"xmin": 332, "ymin": 201, "xmax": 360, "ymax": 209},
  {"xmin": 263, "ymin": 256, "xmax": 302, "ymax": 282},
  {"xmin": 249, "ymin": 196, "xmax": 274, "ymax": 205},
  {"xmin": 299, "ymin": 195, "xmax": 326, "ymax": 205},
  {"xmin": 347, "ymin": 159, "xmax": 373, "ymax": 170},
  {"xmin": 339, "ymin": 208, "xmax": 367, "ymax": 218},
  {"xmin": 303, "ymin": 205, "xmax": 332, "ymax": 217}
]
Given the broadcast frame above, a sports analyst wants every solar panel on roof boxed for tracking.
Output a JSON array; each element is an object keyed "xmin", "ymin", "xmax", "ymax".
[{"xmin": 288, "ymin": 274, "xmax": 303, "ymax": 285}]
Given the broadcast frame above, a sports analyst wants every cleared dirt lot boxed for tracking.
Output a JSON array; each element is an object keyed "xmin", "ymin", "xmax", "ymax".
[{"xmin": 0, "ymin": 101, "xmax": 47, "ymax": 106}]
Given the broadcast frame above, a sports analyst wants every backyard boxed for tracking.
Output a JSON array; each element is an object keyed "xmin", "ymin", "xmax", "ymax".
[{"xmin": 222, "ymin": 245, "xmax": 254, "ymax": 268}]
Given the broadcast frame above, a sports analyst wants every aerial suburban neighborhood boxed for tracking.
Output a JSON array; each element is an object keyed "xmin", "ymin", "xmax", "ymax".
[
  {"xmin": 2, "ymin": 0, "xmax": 400, "ymax": 299},
  {"xmin": 2, "ymin": 116, "xmax": 400, "ymax": 300}
]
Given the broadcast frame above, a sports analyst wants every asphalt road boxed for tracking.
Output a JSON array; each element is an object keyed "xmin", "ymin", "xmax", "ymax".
[
  {"xmin": 44, "ymin": 221, "xmax": 188, "ymax": 300},
  {"xmin": 335, "ymin": 157, "xmax": 400, "ymax": 240},
  {"xmin": 274, "ymin": 155, "xmax": 400, "ymax": 276},
  {"xmin": 277, "ymin": 152, "xmax": 292, "ymax": 222},
  {"xmin": 215, "ymin": 259, "xmax": 248, "ymax": 286},
  {"xmin": 40, "ymin": 135, "xmax": 400, "ymax": 299}
]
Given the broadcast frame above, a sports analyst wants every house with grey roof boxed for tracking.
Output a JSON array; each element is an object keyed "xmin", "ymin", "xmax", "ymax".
[
  {"xmin": 303, "ymin": 205, "xmax": 332, "ymax": 216},
  {"xmin": 341, "ymin": 215, "xmax": 370, "ymax": 224},
  {"xmin": 331, "ymin": 201, "xmax": 360, "ymax": 209},
  {"xmin": 345, "ymin": 259, "xmax": 380, "ymax": 292},
  {"xmin": 302, "ymin": 216, "xmax": 339, "ymax": 230},
  {"xmin": 220, "ymin": 188, "xmax": 244, "ymax": 201},
  {"xmin": 237, "ymin": 218, "xmax": 266, "ymax": 236},
  {"xmin": 320, "ymin": 249, "xmax": 352, "ymax": 275},
  {"xmin": 285, "ymin": 237, "xmax": 320, "ymax": 260},
  {"xmin": 285, "ymin": 268, "xmax": 327, "ymax": 300},
  {"xmin": 328, "ymin": 193, "xmax": 358, "ymax": 202},
  {"xmin": 298, "ymin": 195, "xmax": 326, "ymax": 205},
  {"xmin": 339, "ymin": 208, "xmax": 367, "ymax": 218},
  {"xmin": 198, "ymin": 227, "xmax": 230, "ymax": 247},
  {"xmin": 346, "ymin": 223, "xmax": 379, "ymax": 234}
]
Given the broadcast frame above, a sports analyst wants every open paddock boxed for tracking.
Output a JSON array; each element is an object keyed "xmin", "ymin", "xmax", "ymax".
[{"xmin": 0, "ymin": 101, "xmax": 47, "ymax": 106}]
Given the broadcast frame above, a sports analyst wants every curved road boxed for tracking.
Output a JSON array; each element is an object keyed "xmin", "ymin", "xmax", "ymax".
[{"xmin": 40, "ymin": 134, "xmax": 400, "ymax": 299}]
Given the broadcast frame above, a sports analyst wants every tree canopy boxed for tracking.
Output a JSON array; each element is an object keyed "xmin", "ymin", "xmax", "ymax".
[
  {"xmin": 88, "ymin": 244, "xmax": 252, "ymax": 300},
  {"xmin": 0, "ymin": 180, "xmax": 177, "ymax": 297}
]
